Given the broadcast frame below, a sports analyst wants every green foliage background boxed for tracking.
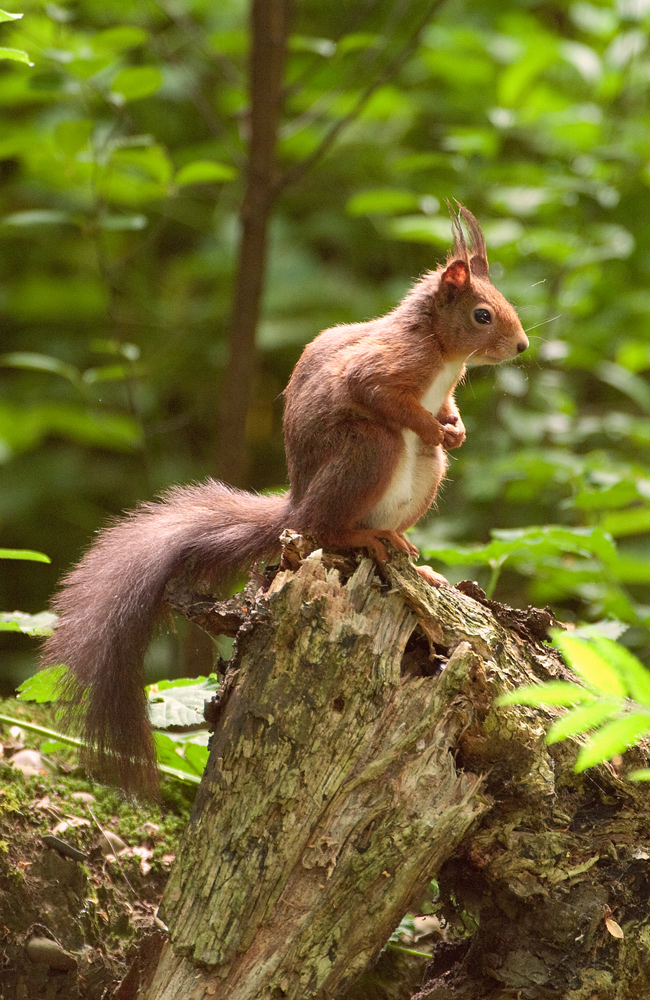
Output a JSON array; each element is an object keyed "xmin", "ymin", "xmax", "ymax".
[{"xmin": 3, "ymin": 0, "xmax": 650, "ymax": 687}]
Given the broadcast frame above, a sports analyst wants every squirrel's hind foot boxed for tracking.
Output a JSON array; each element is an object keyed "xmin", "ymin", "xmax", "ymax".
[{"xmin": 415, "ymin": 564, "xmax": 449, "ymax": 587}]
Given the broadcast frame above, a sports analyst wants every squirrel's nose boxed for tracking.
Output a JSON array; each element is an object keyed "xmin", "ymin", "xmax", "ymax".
[{"xmin": 517, "ymin": 335, "xmax": 529, "ymax": 354}]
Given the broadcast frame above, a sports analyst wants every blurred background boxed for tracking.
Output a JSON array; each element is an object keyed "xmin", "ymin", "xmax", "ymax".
[{"xmin": 2, "ymin": 0, "xmax": 650, "ymax": 691}]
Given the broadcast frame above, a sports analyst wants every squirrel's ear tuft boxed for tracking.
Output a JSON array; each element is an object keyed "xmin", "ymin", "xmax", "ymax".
[{"xmin": 440, "ymin": 260, "xmax": 470, "ymax": 291}]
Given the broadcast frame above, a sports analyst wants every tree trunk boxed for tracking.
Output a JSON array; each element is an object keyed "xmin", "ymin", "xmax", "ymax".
[
  {"xmin": 124, "ymin": 537, "xmax": 650, "ymax": 1000},
  {"xmin": 216, "ymin": 0, "xmax": 290, "ymax": 486}
]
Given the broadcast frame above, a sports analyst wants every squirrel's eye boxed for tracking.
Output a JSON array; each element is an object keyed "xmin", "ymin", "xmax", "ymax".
[{"xmin": 473, "ymin": 307, "xmax": 492, "ymax": 325}]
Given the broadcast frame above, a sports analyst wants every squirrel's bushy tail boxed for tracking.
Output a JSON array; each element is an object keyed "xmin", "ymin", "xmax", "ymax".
[{"xmin": 41, "ymin": 480, "xmax": 291, "ymax": 795}]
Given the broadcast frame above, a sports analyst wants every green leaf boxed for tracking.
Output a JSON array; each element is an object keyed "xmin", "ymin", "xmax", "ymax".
[
  {"xmin": 0, "ymin": 548, "xmax": 50, "ymax": 562},
  {"xmin": 289, "ymin": 35, "xmax": 336, "ymax": 56},
  {"xmin": 0, "ymin": 400, "xmax": 142, "ymax": 454},
  {"xmin": 91, "ymin": 339, "xmax": 140, "ymax": 360},
  {"xmin": 40, "ymin": 739, "xmax": 68, "ymax": 753},
  {"xmin": 627, "ymin": 769, "xmax": 650, "ymax": 781},
  {"xmin": 0, "ymin": 611, "xmax": 57, "ymax": 636},
  {"xmin": 6, "ymin": 276, "xmax": 108, "ymax": 322},
  {"xmin": 0, "ymin": 46, "xmax": 32, "ymax": 66},
  {"xmin": 586, "ymin": 636, "xmax": 650, "ymax": 706},
  {"xmin": 174, "ymin": 160, "xmax": 236, "ymax": 186},
  {"xmin": 17, "ymin": 664, "xmax": 67, "ymax": 700},
  {"xmin": 110, "ymin": 66, "xmax": 162, "ymax": 104},
  {"xmin": 598, "ymin": 362, "xmax": 650, "ymax": 415},
  {"xmin": 0, "ymin": 10, "xmax": 23, "ymax": 22},
  {"xmin": 497, "ymin": 680, "xmax": 595, "ymax": 707},
  {"xmin": 552, "ymin": 631, "xmax": 627, "ymax": 697},
  {"xmin": 346, "ymin": 188, "xmax": 420, "ymax": 217},
  {"xmin": 607, "ymin": 554, "xmax": 650, "ymax": 584},
  {"xmin": 600, "ymin": 507, "xmax": 650, "ymax": 538},
  {"xmin": 183, "ymin": 741, "xmax": 209, "ymax": 774},
  {"xmin": 147, "ymin": 675, "xmax": 219, "ymax": 729},
  {"xmin": 98, "ymin": 214, "xmax": 147, "ymax": 231},
  {"xmin": 153, "ymin": 732, "xmax": 207, "ymax": 778},
  {"xmin": 2, "ymin": 210, "xmax": 75, "ymax": 227},
  {"xmin": 575, "ymin": 713, "xmax": 650, "ymax": 771},
  {"xmin": 54, "ymin": 119, "xmax": 93, "ymax": 158},
  {"xmin": 0, "ymin": 352, "xmax": 82, "ymax": 387},
  {"xmin": 336, "ymin": 32, "xmax": 380, "ymax": 55},
  {"xmin": 91, "ymin": 26, "xmax": 148, "ymax": 54},
  {"xmin": 424, "ymin": 525, "xmax": 617, "ymax": 571},
  {"xmin": 385, "ymin": 215, "xmax": 451, "ymax": 245},
  {"xmin": 491, "ymin": 525, "xmax": 617, "ymax": 564},
  {"xmin": 546, "ymin": 701, "xmax": 622, "ymax": 744},
  {"xmin": 110, "ymin": 145, "xmax": 172, "ymax": 186},
  {"xmin": 82, "ymin": 364, "xmax": 138, "ymax": 384}
]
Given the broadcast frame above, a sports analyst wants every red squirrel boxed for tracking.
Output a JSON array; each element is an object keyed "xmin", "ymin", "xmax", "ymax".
[{"xmin": 41, "ymin": 205, "xmax": 528, "ymax": 793}]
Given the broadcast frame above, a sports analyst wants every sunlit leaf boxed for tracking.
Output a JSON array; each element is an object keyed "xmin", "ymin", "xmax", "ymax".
[
  {"xmin": 82, "ymin": 364, "xmax": 136, "ymax": 384},
  {"xmin": 586, "ymin": 636, "xmax": 650, "ymax": 706},
  {"xmin": 497, "ymin": 681, "xmax": 595, "ymax": 707},
  {"xmin": 98, "ymin": 213, "xmax": 148, "ymax": 230},
  {"xmin": 175, "ymin": 160, "xmax": 236, "ymax": 186},
  {"xmin": 423, "ymin": 525, "xmax": 616, "ymax": 572},
  {"xmin": 17, "ymin": 664, "xmax": 67, "ymax": 699},
  {"xmin": 289, "ymin": 35, "xmax": 336, "ymax": 56},
  {"xmin": 0, "ymin": 352, "xmax": 82, "ymax": 386},
  {"xmin": 0, "ymin": 401, "xmax": 142, "ymax": 452},
  {"xmin": 1, "ymin": 611, "xmax": 57, "ymax": 637},
  {"xmin": 110, "ymin": 66, "xmax": 162, "ymax": 104},
  {"xmin": 346, "ymin": 188, "xmax": 420, "ymax": 217},
  {"xmin": 599, "ymin": 508, "xmax": 650, "ymax": 537},
  {"xmin": 0, "ymin": 46, "xmax": 32, "ymax": 65},
  {"xmin": 386, "ymin": 215, "xmax": 452, "ymax": 245},
  {"xmin": 0, "ymin": 10, "xmax": 23, "ymax": 22},
  {"xmin": 147, "ymin": 675, "xmax": 219, "ymax": 729},
  {"xmin": 54, "ymin": 118, "xmax": 93, "ymax": 157},
  {"xmin": 575, "ymin": 713, "xmax": 650, "ymax": 771},
  {"xmin": 110, "ymin": 145, "xmax": 172, "ymax": 185},
  {"xmin": 561, "ymin": 41, "xmax": 602, "ymax": 82},
  {"xmin": 546, "ymin": 701, "xmax": 621, "ymax": 743},
  {"xmin": 0, "ymin": 548, "xmax": 50, "ymax": 562},
  {"xmin": 336, "ymin": 32, "xmax": 380, "ymax": 55},
  {"xmin": 552, "ymin": 631, "xmax": 626, "ymax": 697},
  {"xmin": 153, "ymin": 732, "xmax": 207, "ymax": 779},
  {"xmin": 91, "ymin": 26, "xmax": 148, "ymax": 54}
]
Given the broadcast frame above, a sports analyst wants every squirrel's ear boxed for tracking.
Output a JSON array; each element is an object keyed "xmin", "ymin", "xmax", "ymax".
[{"xmin": 440, "ymin": 260, "xmax": 470, "ymax": 291}]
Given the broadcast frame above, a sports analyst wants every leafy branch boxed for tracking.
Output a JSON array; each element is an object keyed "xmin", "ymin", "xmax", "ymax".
[
  {"xmin": 499, "ymin": 630, "xmax": 650, "ymax": 777},
  {"xmin": 12, "ymin": 665, "xmax": 217, "ymax": 785},
  {"xmin": 0, "ymin": 8, "xmax": 31, "ymax": 66},
  {"xmin": 422, "ymin": 524, "xmax": 617, "ymax": 598}
]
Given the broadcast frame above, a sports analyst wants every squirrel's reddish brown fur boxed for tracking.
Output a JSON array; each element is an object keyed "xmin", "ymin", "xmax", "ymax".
[{"xmin": 41, "ymin": 205, "xmax": 528, "ymax": 794}]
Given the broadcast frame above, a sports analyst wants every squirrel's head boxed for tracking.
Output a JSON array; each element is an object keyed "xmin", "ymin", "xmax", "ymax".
[{"xmin": 432, "ymin": 205, "xmax": 529, "ymax": 365}]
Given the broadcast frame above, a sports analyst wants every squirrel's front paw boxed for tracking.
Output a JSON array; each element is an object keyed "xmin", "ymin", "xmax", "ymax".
[
  {"xmin": 421, "ymin": 419, "xmax": 446, "ymax": 448},
  {"xmin": 439, "ymin": 413, "xmax": 466, "ymax": 450}
]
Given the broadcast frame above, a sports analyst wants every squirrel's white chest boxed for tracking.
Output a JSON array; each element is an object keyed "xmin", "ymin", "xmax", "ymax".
[
  {"xmin": 419, "ymin": 360, "xmax": 463, "ymax": 418},
  {"xmin": 364, "ymin": 361, "xmax": 464, "ymax": 531}
]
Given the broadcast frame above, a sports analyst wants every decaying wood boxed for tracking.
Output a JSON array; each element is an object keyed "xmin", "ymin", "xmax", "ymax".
[{"xmin": 141, "ymin": 542, "xmax": 650, "ymax": 1000}]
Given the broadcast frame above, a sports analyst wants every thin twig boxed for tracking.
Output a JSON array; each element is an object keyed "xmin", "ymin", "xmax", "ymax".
[
  {"xmin": 153, "ymin": 0, "xmax": 243, "ymax": 84},
  {"xmin": 276, "ymin": 0, "xmax": 447, "ymax": 193}
]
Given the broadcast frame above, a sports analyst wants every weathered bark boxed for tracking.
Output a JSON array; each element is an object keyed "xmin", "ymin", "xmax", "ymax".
[
  {"xmin": 128, "ymin": 538, "xmax": 650, "ymax": 1000},
  {"xmin": 216, "ymin": 0, "xmax": 290, "ymax": 486},
  {"xmin": 410, "ymin": 616, "xmax": 650, "ymax": 997}
]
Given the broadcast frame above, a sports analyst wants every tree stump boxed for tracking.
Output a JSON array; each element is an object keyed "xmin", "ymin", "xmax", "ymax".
[{"xmin": 130, "ymin": 541, "xmax": 650, "ymax": 1000}]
